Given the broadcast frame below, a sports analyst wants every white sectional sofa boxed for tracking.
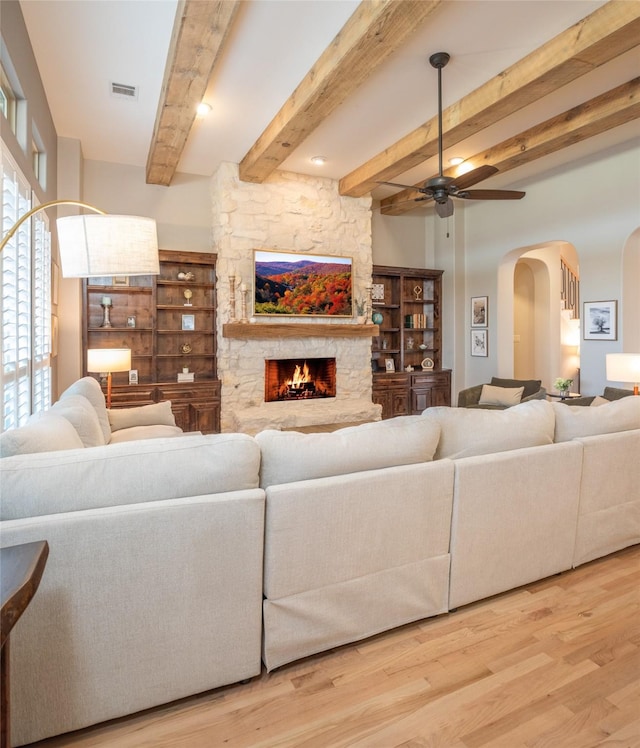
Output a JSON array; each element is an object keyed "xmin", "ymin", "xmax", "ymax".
[{"xmin": 1, "ymin": 390, "xmax": 638, "ymax": 746}]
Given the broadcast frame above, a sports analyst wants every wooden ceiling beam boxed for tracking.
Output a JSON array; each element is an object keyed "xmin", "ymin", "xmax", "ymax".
[
  {"xmin": 380, "ymin": 77, "xmax": 640, "ymax": 215},
  {"xmin": 238, "ymin": 0, "xmax": 442, "ymax": 184},
  {"xmin": 146, "ymin": 0, "xmax": 240, "ymax": 187},
  {"xmin": 341, "ymin": 1, "xmax": 640, "ymax": 198}
]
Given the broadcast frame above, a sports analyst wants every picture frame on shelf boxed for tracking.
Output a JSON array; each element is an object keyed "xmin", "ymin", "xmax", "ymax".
[
  {"xmin": 181, "ymin": 314, "xmax": 195, "ymax": 331},
  {"xmin": 471, "ymin": 296, "xmax": 488, "ymax": 327},
  {"xmin": 112, "ymin": 276, "xmax": 129, "ymax": 287},
  {"xmin": 471, "ymin": 329, "xmax": 488, "ymax": 357},
  {"xmin": 385, "ymin": 358, "xmax": 395, "ymax": 373},
  {"xmin": 371, "ymin": 283, "xmax": 385, "ymax": 305},
  {"xmin": 583, "ymin": 300, "xmax": 617, "ymax": 340},
  {"xmin": 127, "ymin": 315, "xmax": 136, "ymax": 328},
  {"xmin": 128, "ymin": 369, "xmax": 139, "ymax": 385}
]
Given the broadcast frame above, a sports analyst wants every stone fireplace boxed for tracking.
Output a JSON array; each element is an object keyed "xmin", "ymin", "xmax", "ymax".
[
  {"xmin": 264, "ymin": 358, "xmax": 336, "ymax": 402},
  {"xmin": 211, "ymin": 162, "xmax": 381, "ymax": 434}
]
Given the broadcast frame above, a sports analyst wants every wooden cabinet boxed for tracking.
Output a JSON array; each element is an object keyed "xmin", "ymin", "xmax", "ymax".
[
  {"xmin": 371, "ymin": 265, "xmax": 450, "ymax": 418},
  {"xmin": 83, "ymin": 250, "xmax": 220, "ymax": 433}
]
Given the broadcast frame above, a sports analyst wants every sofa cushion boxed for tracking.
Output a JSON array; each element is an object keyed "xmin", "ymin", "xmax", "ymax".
[
  {"xmin": 108, "ymin": 401, "xmax": 177, "ymax": 432},
  {"xmin": 0, "ymin": 413, "xmax": 84, "ymax": 457},
  {"xmin": 0, "ymin": 433, "xmax": 262, "ymax": 520},
  {"xmin": 50, "ymin": 394, "xmax": 106, "ymax": 447},
  {"xmin": 490, "ymin": 377, "xmax": 541, "ymax": 399},
  {"xmin": 603, "ymin": 386, "xmax": 635, "ymax": 401},
  {"xmin": 423, "ymin": 399, "xmax": 555, "ymax": 459},
  {"xmin": 478, "ymin": 384, "xmax": 524, "ymax": 407},
  {"xmin": 108, "ymin": 424, "xmax": 184, "ymax": 443},
  {"xmin": 590, "ymin": 396, "xmax": 610, "ymax": 407},
  {"xmin": 552, "ymin": 396, "xmax": 640, "ymax": 442},
  {"xmin": 255, "ymin": 415, "xmax": 441, "ymax": 488},
  {"xmin": 60, "ymin": 376, "xmax": 111, "ymax": 443}
]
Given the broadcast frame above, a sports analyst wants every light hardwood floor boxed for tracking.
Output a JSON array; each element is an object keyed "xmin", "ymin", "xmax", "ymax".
[{"xmin": 31, "ymin": 546, "xmax": 639, "ymax": 748}]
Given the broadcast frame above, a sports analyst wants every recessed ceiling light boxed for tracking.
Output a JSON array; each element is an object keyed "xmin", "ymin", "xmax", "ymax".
[
  {"xmin": 449, "ymin": 157, "xmax": 464, "ymax": 166},
  {"xmin": 196, "ymin": 102, "xmax": 212, "ymax": 117},
  {"xmin": 311, "ymin": 156, "xmax": 327, "ymax": 165}
]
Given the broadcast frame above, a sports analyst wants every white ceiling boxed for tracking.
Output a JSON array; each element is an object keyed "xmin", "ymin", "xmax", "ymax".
[{"xmin": 19, "ymin": 0, "xmax": 639, "ymax": 200}]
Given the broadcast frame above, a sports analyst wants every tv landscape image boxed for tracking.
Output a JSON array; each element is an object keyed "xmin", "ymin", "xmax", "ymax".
[{"xmin": 254, "ymin": 250, "xmax": 353, "ymax": 316}]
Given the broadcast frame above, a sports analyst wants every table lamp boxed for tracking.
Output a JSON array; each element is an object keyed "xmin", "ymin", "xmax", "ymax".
[
  {"xmin": 606, "ymin": 353, "xmax": 640, "ymax": 395},
  {"xmin": 87, "ymin": 348, "xmax": 132, "ymax": 407}
]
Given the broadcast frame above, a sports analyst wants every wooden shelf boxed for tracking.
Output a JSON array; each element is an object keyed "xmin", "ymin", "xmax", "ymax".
[{"xmin": 223, "ymin": 322, "xmax": 379, "ymax": 339}]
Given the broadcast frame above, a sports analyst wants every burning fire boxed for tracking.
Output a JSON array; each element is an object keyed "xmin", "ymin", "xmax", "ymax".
[{"xmin": 287, "ymin": 362, "xmax": 311, "ymax": 389}]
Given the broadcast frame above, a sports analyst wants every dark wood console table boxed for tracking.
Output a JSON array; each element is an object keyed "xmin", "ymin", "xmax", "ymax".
[{"xmin": 1, "ymin": 541, "xmax": 49, "ymax": 748}]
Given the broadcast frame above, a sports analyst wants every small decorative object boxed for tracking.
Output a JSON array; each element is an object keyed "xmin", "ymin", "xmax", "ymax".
[
  {"xmin": 181, "ymin": 314, "xmax": 195, "ymax": 331},
  {"xmin": 239, "ymin": 282, "xmax": 249, "ymax": 323},
  {"xmin": 355, "ymin": 298, "xmax": 367, "ymax": 324},
  {"xmin": 372, "ymin": 310, "xmax": 384, "ymax": 326},
  {"xmin": 382, "ymin": 338, "xmax": 388, "ymax": 350},
  {"xmin": 183, "ymin": 289, "xmax": 193, "ymax": 306},
  {"xmin": 112, "ymin": 276, "xmax": 129, "ymax": 287},
  {"xmin": 405, "ymin": 365, "xmax": 414, "ymax": 372},
  {"xmin": 229, "ymin": 275, "xmax": 237, "ymax": 322},
  {"xmin": 419, "ymin": 343, "xmax": 428, "ymax": 351},
  {"xmin": 100, "ymin": 296, "xmax": 112, "ymax": 328},
  {"xmin": 413, "ymin": 285, "xmax": 423, "ymax": 301},
  {"xmin": 180, "ymin": 343, "xmax": 192, "ymax": 354},
  {"xmin": 177, "ymin": 368, "xmax": 195, "ymax": 382},
  {"xmin": 471, "ymin": 329, "xmax": 488, "ymax": 357},
  {"xmin": 127, "ymin": 315, "xmax": 136, "ymax": 328},
  {"xmin": 421, "ymin": 357, "xmax": 435, "ymax": 370},
  {"xmin": 471, "ymin": 296, "xmax": 488, "ymax": 327},
  {"xmin": 583, "ymin": 300, "xmax": 617, "ymax": 341},
  {"xmin": 554, "ymin": 377, "xmax": 573, "ymax": 397},
  {"xmin": 407, "ymin": 337, "xmax": 414, "ymax": 350},
  {"xmin": 128, "ymin": 369, "xmax": 138, "ymax": 385},
  {"xmin": 371, "ymin": 283, "xmax": 385, "ymax": 304},
  {"xmin": 385, "ymin": 358, "xmax": 395, "ymax": 373},
  {"xmin": 177, "ymin": 271, "xmax": 195, "ymax": 281}
]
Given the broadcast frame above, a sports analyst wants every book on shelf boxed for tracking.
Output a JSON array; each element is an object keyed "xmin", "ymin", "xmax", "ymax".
[{"xmin": 405, "ymin": 313, "xmax": 426, "ymax": 329}]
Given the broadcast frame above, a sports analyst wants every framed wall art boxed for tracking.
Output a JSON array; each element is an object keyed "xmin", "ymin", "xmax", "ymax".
[
  {"xmin": 181, "ymin": 314, "xmax": 195, "ymax": 331},
  {"xmin": 583, "ymin": 300, "xmax": 617, "ymax": 340},
  {"xmin": 253, "ymin": 249, "xmax": 352, "ymax": 317},
  {"xmin": 471, "ymin": 329, "xmax": 488, "ymax": 357},
  {"xmin": 471, "ymin": 296, "xmax": 488, "ymax": 327}
]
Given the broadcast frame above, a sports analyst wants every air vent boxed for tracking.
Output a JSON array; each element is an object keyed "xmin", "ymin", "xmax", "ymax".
[{"xmin": 110, "ymin": 82, "xmax": 138, "ymax": 100}]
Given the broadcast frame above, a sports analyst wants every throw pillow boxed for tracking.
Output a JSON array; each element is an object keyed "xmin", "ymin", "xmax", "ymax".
[
  {"xmin": 422, "ymin": 399, "xmax": 555, "ymax": 459},
  {"xmin": 255, "ymin": 415, "xmax": 441, "ymax": 488},
  {"xmin": 108, "ymin": 401, "xmax": 177, "ymax": 432},
  {"xmin": 50, "ymin": 394, "xmax": 106, "ymax": 448},
  {"xmin": 478, "ymin": 384, "xmax": 524, "ymax": 407},
  {"xmin": 59, "ymin": 376, "xmax": 111, "ymax": 443},
  {"xmin": 0, "ymin": 413, "xmax": 84, "ymax": 457},
  {"xmin": 589, "ymin": 396, "xmax": 610, "ymax": 407},
  {"xmin": 490, "ymin": 377, "xmax": 541, "ymax": 399},
  {"xmin": 552, "ymin": 396, "xmax": 640, "ymax": 442}
]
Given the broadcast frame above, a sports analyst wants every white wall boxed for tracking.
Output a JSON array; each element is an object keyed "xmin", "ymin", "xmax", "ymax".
[{"xmin": 434, "ymin": 139, "xmax": 640, "ymax": 398}]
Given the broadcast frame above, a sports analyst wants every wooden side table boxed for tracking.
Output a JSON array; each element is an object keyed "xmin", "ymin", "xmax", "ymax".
[{"xmin": 1, "ymin": 541, "xmax": 49, "ymax": 748}]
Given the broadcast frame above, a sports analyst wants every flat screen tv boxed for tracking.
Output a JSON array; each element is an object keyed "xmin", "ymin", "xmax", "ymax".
[{"xmin": 253, "ymin": 249, "xmax": 353, "ymax": 317}]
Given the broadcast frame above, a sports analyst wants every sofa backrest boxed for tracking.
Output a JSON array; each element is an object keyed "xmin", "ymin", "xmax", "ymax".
[{"xmin": 0, "ymin": 433, "xmax": 261, "ymax": 520}]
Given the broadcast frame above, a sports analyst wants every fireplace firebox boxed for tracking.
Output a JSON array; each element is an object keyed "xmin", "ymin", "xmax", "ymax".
[{"xmin": 265, "ymin": 358, "xmax": 336, "ymax": 402}]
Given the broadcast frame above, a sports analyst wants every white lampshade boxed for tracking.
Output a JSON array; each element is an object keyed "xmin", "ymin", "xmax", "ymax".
[
  {"xmin": 57, "ymin": 214, "xmax": 159, "ymax": 278},
  {"xmin": 87, "ymin": 348, "xmax": 131, "ymax": 374},
  {"xmin": 606, "ymin": 353, "xmax": 640, "ymax": 390}
]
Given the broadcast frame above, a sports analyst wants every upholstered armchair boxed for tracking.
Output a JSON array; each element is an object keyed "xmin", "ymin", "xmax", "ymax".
[{"xmin": 457, "ymin": 377, "xmax": 547, "ymax": 410}]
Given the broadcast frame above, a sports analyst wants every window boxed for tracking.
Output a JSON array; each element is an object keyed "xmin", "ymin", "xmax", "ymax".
[
  {"xmin": 0, "ymin": 64, "xmax": 17, "ymax": 134},
  {"xmin": 1, "ymin": 143, "xmax": 51, "ymax": 430}
]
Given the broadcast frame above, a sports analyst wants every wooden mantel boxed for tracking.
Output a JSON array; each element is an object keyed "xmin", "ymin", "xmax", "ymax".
[{"xmin": 223, "ymin": 322, "xmax": 379, "ymax": 339}]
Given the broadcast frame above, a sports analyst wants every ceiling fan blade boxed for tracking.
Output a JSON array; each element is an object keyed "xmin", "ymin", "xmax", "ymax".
[
  {"xmin": 377, "ymin": 180, "xmax": 430, "ymax": 192},
  {"xmin": 457, "ymin": 189, "xmax": 526, "ymax": 200},
  {"xmin": 449, "ymin": 165, "xmax": 499, "ymax": 191},
  {"xmin": 379, "ymin": 196, "xmax": 433, "ymax": 210},
  {"xmin": 435, "ymin": 198, "xmax": 454, "ymax": 218}
]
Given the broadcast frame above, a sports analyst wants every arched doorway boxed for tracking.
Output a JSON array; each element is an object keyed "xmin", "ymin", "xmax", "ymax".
[{"xmin": 497, "ymin": 241, "xmax": 579, "ymax": 390}]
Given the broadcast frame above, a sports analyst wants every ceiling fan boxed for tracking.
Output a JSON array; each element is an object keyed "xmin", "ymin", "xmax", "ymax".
[{"xmin": 379, "ymin": 52, "xmax": 525, "ymax": 217}]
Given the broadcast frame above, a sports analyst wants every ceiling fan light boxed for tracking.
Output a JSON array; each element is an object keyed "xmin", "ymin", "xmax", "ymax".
[
  {"xmin": 196, "ymin": 102, "xmax": 212, "ymax": 117},
  {"xmin": 449, "ymin": 157, "xmax": 464, "ymax": 166}
]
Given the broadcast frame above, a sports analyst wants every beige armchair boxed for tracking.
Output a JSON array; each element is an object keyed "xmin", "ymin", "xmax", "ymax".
[{"xmin": 457, "ymin": 377, "xmax": 547, "ymax": 410}]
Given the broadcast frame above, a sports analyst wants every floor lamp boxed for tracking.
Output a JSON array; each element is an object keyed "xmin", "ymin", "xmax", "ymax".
[
  {"xmin": 87, "ymin": 349, "xmax": 132, "ymax": 408},
  {"xmin": 0, "ymin": 199, "xmax": 159, "ymax": 277},
  {"xmin": 606, "ymin": 353, "xmax": 640, "ymax": 396}
]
